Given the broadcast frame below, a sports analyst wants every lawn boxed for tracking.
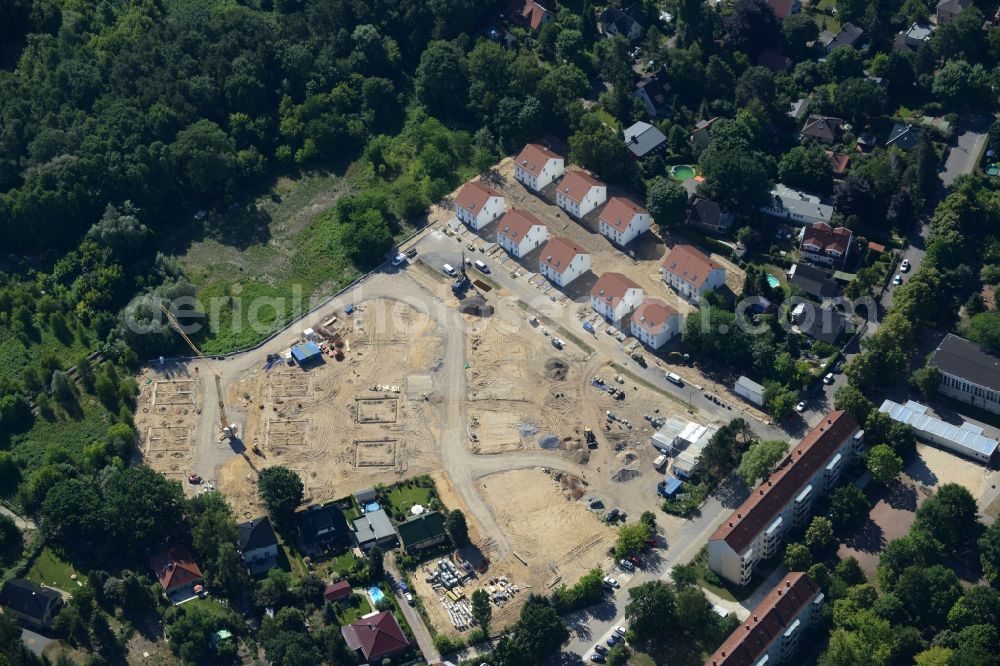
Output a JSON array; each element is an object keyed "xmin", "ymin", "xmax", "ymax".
[
  {"xmin": 811, "ymin": 12, "xmax": 841, "ymax": 33},
  {"xmin": 336, "ymin": 594, "xmax": 372, "ymax": 624},
  {"xmin": 326, "ymin": 550, "xmax": 361, "ymax": 578},
  {"xmin": 594, "ymin": 108, "xmax": 620, "ymax": 131},
  {"xmin": 383, "ymin": 483, "xmax": 436, "ymax": 519},
  {"xmin": 26, "ymin": 548, "xmax": 86, "ymax": 592}
]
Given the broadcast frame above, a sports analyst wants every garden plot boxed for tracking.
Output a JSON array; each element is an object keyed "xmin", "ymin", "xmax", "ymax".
[
  {"xmin": 354, "ymin": 439, "xmax": 398, "ymax": 467},
  {"xmin": 355, "ymin": 397, "xmax": 399, "ymax": 424}
]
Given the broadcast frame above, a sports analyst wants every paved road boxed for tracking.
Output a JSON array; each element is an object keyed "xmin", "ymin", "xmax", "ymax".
[
  {"xmin": 0, "ymin": 504, "xmax": 35, "ymax": 532},
  {"xmin": 940, "ymin": 115, "xmax": 990, "ymax": 187},
  {"xmin": 385, "ymin": 553, "xmax": 441, "ymax": 663}
]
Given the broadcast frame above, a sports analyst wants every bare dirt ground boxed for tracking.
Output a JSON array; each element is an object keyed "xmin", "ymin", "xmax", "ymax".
[
  {"xmin": 909, "ymin": 443, "xmax": 994, "ymax": 495},
  {"xmin": 412, "ymin": 468, "xmax": 617, "ymax": 637},
  {"xmin": 134, "ymin": 369, "xmax": 202, "ymax": 487}
]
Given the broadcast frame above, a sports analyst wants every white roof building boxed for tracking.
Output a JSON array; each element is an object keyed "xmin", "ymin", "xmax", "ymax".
[{"xmin": 878, "ymin": 399, "xmax": 999, "ymax": 464}]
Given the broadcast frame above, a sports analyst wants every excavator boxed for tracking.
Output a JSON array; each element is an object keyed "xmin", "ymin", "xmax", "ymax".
[{"xmin": 159, "ymin": 304, "xmax": 261, "ymax": 468}]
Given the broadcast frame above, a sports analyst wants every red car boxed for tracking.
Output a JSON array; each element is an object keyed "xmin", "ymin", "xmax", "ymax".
[
  {"xmin": 627, "ymin": 555, "xmax": 642, "ymax": 567},
  {"xmin": 188, "ymin": 474, "xmax": 202, "ymax": 484}
]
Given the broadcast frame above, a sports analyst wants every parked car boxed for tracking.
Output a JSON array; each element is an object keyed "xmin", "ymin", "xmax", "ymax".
[
  {"xmin": 619, "ymin": 558, "xmax": 635, "ymax": 571},
  {"xmin": 603, "ymin": 576, "xmax": 619, "ymax": 589},
  {"xmin": 665, "ymin": 372, "xmax": 683, "ymax": 386},
  {"xmin": 823, "ymin": 372, "xmax": 835, "ymax": 384},
  {"xmin": 404, "ymin": 593, "xmax": 414, "ymax": 605},
  {"xmin": 474, "ymin": 259, "xmax": 490, "ymax": 273},
  {"xmin": 607, "ymin": 635, "xmax": 619, "ymax": 647},
  {"xmin": 392, "ymin": 253, "xmax": 406, "ymax": 266},
  {"xmin": 900, "ymin": 259, "xmax": 911, "ymax": 272},
  {"xmin": 893, "ymin": 273, "xmax": 902, "ymax": 285},
  {"xmin": 593, "ymin": 644, "xmax": 608, "ymax": 655},
  {"xmin": 614, "ymin": 625, "xmax": 628, "ymax": 637},
  {"xmin": 405, "ymin": 247, "xmax": 418, "ymax": 258},
  {"xmin": 551, "ymin": 338, "xmax": 564, "ymax": 350},
  {"xmin": 443, "ymin": 263, "xmax": 456, "ymax": 276},
  {"xmin": 795, "ymin": 401, "xmax": 807, "ymax": 413},
  {"xmin": 590, "ymin": 655, "xmax": 606, "ymax": 663}
]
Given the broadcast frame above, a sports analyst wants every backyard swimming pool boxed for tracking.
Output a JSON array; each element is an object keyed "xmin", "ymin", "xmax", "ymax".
[
  {"xmin": 368, "ymin": 586, "xmax": 384, "ymax": 605},
  {"xmin": 364, "ymin": 501, "xmax": 381, "ymax": 513},
  {"xmin": 766, "ymin": 274, "xmax": 780, "ymax": 288},
  {"xmin": 670, "ymin": 164, "xmax": 696, "ymax": 181}
]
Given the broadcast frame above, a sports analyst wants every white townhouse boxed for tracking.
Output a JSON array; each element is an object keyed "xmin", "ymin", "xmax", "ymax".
[
  {"xmin": 661, "ymin": 244, "xmax": 726, "ymax": 304},
  {"xmin": 496, "ymin": 208, "xmax": 549, "ymax": 259},
  {"xmin": 514, "ymin": 143, "xmax": 564, "ymax": 192},
  {"xmin": 598, "ymin": 196, "xmax": 651, "ymax": 247},
  {"xmin": 555, "ymin": 170, "xmax": 607, "ymax": 219},
  {"xmin": 629, "ymin": 297, "xmax": 681, "ymax": 349},
  {"xmin": 590, "ymin": 272, "xmax": 644, "ymax": 324},
  {"xmin": 454, "ymin": 181, "xmax": 507, "ymax": 231},
  {"xmin": 708, "ymin": 412, "xmax": 863, "ymax": 585},
  {"xmin": 539, "ymin": 237, "xmax": 590, "ymax": 288}
]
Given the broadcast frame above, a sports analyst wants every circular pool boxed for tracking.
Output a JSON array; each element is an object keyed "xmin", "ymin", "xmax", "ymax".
[{"xmin": 670, "ymin": 164, "xmax": 696, "ymax": 181}]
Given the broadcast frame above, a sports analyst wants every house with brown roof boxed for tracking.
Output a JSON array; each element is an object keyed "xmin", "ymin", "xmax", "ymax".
[
  {"xmin": 508, "ymin": 0, "xmax": 555, "ymax": 31},
  {"xmin": 514, "ymin": 143, "xmax": 564, "ymax": 192},
  {"xmin": 455, "ymin": 181, "xmax": 507, "ymax": 231},
  {"xmin": 707, "ymin": 573, "xmax": 824, "ymax": 666},
  {"xmin": 799, "ymin": 222, "xmax": 853, "ymax": 269},
  {"xmin": 937, "ymin": 0, "xmax": 972, "ymax": 22},
  {"xmin": 149, "ymin": 546, "xmax": 204, "ymax": 604},
  {"xmin": 708, "ymin": 412, "xmax": 863, "ymax": 585},
  {"xmin": 661, "ymin": 244, "xmax": 726, "ymax": 304},
  {"xmin": 590, "ymin": 273, "xmax": 644, "ymax": 324},
  {"xmin": 629, "ymin": 297, "xmax": 681, "ymax": 349},
  {"xmin": 539, "ymin": 237, "xmax": 591, "ymax": 288},
  {"xmin": 341, "ymin": 611, "xmax": 410, "ymax": 663},
  {"xmin": 323, "ymin": 580, "xmax": 353, "ymax": 602},
  {"xmin": 767, "ymin": 0, "xmax": 802, "ymax": 18},
  {"xmin": 826, "ymin": 150, "xmax": 850, "ymax": 177},
  {"xmin": 598, "ymin": 197, "xmax": 650, "ymax": 246},
  {"xmin": 799, "ymin": 115, "xmax": 845, "ymax": 144},
  {"xmin": 496, "ymin": 209, "xmax": 549, "ymax": 258},
  {"xmin": 555, "ymin": 170, "xmax": 607, "ymax": 219}
]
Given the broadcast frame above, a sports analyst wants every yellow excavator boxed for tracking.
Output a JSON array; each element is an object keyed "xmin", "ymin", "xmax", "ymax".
[{"xmin": 159, "ymin": 304, "xmax": 259, "ymax": 468}]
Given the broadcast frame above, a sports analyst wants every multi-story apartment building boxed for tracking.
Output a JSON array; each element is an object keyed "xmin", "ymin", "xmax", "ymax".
[
  {"xmin": 708, "ymin": 411, "xmax": 863, "ymax": 585},
  {"xmin": 707, "ymin": 573, "xmax": 824, "ymax": 666}
]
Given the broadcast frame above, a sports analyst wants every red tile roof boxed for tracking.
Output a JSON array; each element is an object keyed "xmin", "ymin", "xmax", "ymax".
[
  {"xmin": 599, "ymin": 197, "xmax": 648, "ymax": 231},
  {"xmin": 801, "ymin": 115, "xmax": 845, "ymax": 142},
  {"xmin": 557, "ymin": 170, "xmax": 605, "ymax": 204},
  {"xmin": 324, "ymin": 580, "xmax": 353, "ymax": 602},
  {"xmin": 768, "ymin": 0, "xmax": 798, "ymax": 18},
  {"xmin": 591, "ymin": 272, "xmax": 641, "ymax": 306},
  {"xmin": 509, "ymin": 0, "xmax": 553, "ymax": 29},
  {"xmin": 540, "ymin": 237, "xmax": 587, "ymax": 274},
  {"xmin": 341, "ymin": 611, "xmax": 410, "ymax": 662},
  {"xmin": 497, "ymin": 209, "xmax": 545, "ymax": 242},
  {"xmin": 456, "ymin": 181, "xmax": 502, "ymax": 213},
  {"xmin": 148, "ymin": 547, "xmax": 203, "ymax": 593},
  {"xmin": 826, "ymin": 151, "xmax": 850, "ymax": 176},
  {"xmin": 710, "ymin": 411, "xmax": 859, "ymax": 553},
  {"xmin": 662, "ymin": 244, "xmax": 722, "ymax": 288},
  {"xmin": 632, "ymin": 297, "xmax": 679, "ymax": 334},
  {"xmin": 708, "ymin": 573, "xmax": 820, "ymax": 666},
  {"xmin": 802, "ymin": 222, "xmax": 852, "ymax": 256},
  {"xmin": 515, "ymin": 143, "xmax": 561, "ymax": 176}
]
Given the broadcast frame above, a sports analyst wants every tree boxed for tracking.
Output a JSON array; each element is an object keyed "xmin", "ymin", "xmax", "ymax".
[
  {"xmin": 965, "ymin": 312, "xmax": 1000, "ymax": 350},
  {"xmin": 833, "ymin": 78, "xmax": 887, "ymax": 125},
  {"xmin": 624, "ymin": 581, "xmax": 676, "ymax": 641},
  {"xmin": 368, "ymin": 546, "xmax": 384, "ymax": 580},
  {"xmin": 877, "ymin": 529, "xmax": 943, "ymax": 590},
  {"xmin": 699, "ymin": 143, "xmax": 772, "ymax": 211},
  {"xmin": 864, "ymin": 411, "xmax": 916, "ymax": 459},
  {"xmin": 645, "ymin": 177, "xmax": 688, "ymax": 228},
  {"xmin": 86, "ymin": 202, "xmax": 150, "ymax": 261},
  {"xmin": 40, "ymin": 479, "xmax": 105, "ymax": 555},
  {"xmin": 498, "ymin": 595, "xmax": 569, "ymax": 664},
  {"xmin": 914, "ymin": 483, "xmax": 979, "ymax": 554},
  {"xmin": 736, "ymin": 439, "xmax": 788, "ymax": 486},
  {"xmin": 782, "ymin": 13, "xmax": 819, "ymax": 57},
  {"xmin": 778, "ymin": 144, "xmax": 833, "ymax": 194},
  {"xmin": 723, "ymin": 0, "xmax": 780, "ymax": 57},
  {"xmin": 867, "ymin": 444, "xmax": 903, "ymax": 484},
  {"xmin": 915, "ymin": 647, "xmax": 954, "ymax": 666},
  {"xmin": 415, "ymin": 40, "xmax": 468, "ymax": 119},
  {"xmin": 784, "ymin": 542, "xmax": 812, "ymax": 571},
  {"xmin": 805, "ymin": 517, "xmax": 835, "ymax": 551},
  {"xmin": 947, "ymin": 585, "xmax": 1000, "ymax": 631},
  {"xmin": 615, "ymin": 521, "xmax": 652, "ymax": 558},
  {"xmin": 50, "ymin": 370, "xmax": 75, "ymax": 409},
  {"xmin": 834, "ymin": 385, "xmax": 873, "ymax": 426},
  {"xmin": 445, "ymin": 509, "xmax": 469, "ymax": 547},
  {"xmin": 763, "ymin": 381, "xmax": 796, "ymax": 421},
  {"xmin": 894, "ymin": 564, "xmax": 962, "ymax": 629},
  {"xmin": 978, "ymin": 521, "xmax": 1000, "ymax": 584},
  {"xmin": 671, "ymin": 563, "xmax": 699, "ymax": 589},
  {"xmin": 910, "ymin": 366, "xmax": 942, "ymax": 401},
  {"xmin": 471, "ymin": 588, "xmax": 492, "ymax": 635},
  {"xmin": 103, "ymin": 466, "xmax": 186, "ymax": 560},
  {"xmin": 824, "ymin": 46, "xmax": 865, "ymax": 82},
  {"xmin": 169, "ymin": 120, "xmax": 239, "ymax": 195},
  {"xmin": 932, "ymin": 60, "xmax": 989, "ymax": 109},
  {"xmin": 835, "ymin": 557, "xmax": 867, "ymax": 585},
  {"xmin": 675, "ymin": 586, "xmax": 718, "ymax": 640},
  {"xmin": 568, "ymin": 115, "xmax": 634, "ymax": 184},
  {"xmin": 257, "ymin": 466, "xmax": 304, "ymax": 532},
  {"xmin": 829, "ymin": 485, "xmax": 869, "ymax": 532}
]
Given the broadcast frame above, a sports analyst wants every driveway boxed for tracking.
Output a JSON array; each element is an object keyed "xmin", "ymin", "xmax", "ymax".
[
  {"xmin": 385, "ymin": 553, "xmax": 440, "ymax": 664},
  {"xmin": 20, "ymin": 628, "xmax": 53, "ymax": 657},
  {"xmin": 940, "ymin": 114, "xmax": 990, "ymax": 187}
]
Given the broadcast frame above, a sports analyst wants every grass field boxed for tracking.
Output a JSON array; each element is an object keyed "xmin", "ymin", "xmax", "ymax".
[
  {"xmin": 26, "ymin": 548, "xmax": 85, "ymax": 592},
  {"xmin": 336, "ymin": 594, "xmax": 372, "ymax": 624},
  {"xmin": 383, "ymin": 484, "xmax": 436, "ymax": 519},
  {"xmin": 326, "ymin": 550, "xmax": 361, "ymax": 578}
]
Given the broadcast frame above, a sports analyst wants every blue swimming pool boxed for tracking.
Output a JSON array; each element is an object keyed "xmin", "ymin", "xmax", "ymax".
[
  {"xmin": 364, "ymin": 501, "xmax": 381, "ymax": 512},
  {"xmin": 766, "ymin": 274, "xmax": 780, "ymax": 288},
  {"xmin": 368, "ymin": 586, "xmax": 385, "ymax": 605}
]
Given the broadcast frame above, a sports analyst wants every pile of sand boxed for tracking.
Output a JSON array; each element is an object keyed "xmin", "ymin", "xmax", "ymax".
[
  {"xmin": 611, "ymin": 468, "xmax": 642, "ymax": 482},
  {"xmin": 460, "ymin": 294, "xmax": 494, "ymax": 316},
  {"xmin": 539, "ymin": 434, "xmax": 560, "ymax": 450},
  {"xmin": 544, "ymin": 358, "xmax": 569, "ymax": 381}
]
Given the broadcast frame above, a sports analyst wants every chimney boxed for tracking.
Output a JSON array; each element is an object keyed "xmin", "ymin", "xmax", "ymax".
[
  {"xmin": 760, "ymin": 490, "xmax": 764, "ymax": 496},
  {"xmin": 753, "ymin": 615, "xmax": 758, "ymax": 621},
  {"xmin": 745, "ymin": 625, "xmax": 751, "ymax": 631},
  {"xmin": 777, "ymin": 589, "xmax": 782, "ymax": 596},
  {"xmin": 786, "ymin": 580, "xmax": 791, "ymax": 588},
  {"xmin": 737, "ymin": 513, "xmax": 742, "ymax": 518}
]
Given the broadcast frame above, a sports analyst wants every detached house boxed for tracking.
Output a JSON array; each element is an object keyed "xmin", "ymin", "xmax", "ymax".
[
  {"xmin": 342, "ymin": 611, "xmax": 410, "ymax": 663},
  {"xmin": 455, "ymin": 181, "xmax": 507, "ymax": 231},
  {"xmin": 396, "ymin": 511, "xmax": 448, "ymax": 552},
  {"xmin": 820, "ymin": 22, "xmax": 864, "ymax": 52},
  {"xmin": 514, "ymin": 144, "xmax": 564, "ymax": 192},
  {"xmin": 149, "ymin": 547, "xmax": 204, "ymax": 604},
  {"xmin": 686, "ymin": 197, "xmax": 733, "ymax": 234},
  {"xmin": 630, "ymin": 297, "xmax": 681, "ymax": 349},
  {"xmin": 599, "ymin": 197, "xmax": 650, "ymax": 246},
  {"xmin": 237, "ymin": 516, "xmax": 279, "ymax": 576},
  {"xmin": 496, "ymin": 209, "xmax": 549, "ymax": 258},
  {"xmin": 767, "ymin": 0, "xmax": 802, "ymax": 19},
  {"xmin": 508, "ymin": 0, "xmax": 555, "ymax": 31},
  {"xmin": 599, "ymin": 5, "xmax": 645, "ymax": 40},
  {"xmin": 799, "ymin": 222, "xmax": 853, "ymax": 269},
  {"xmin": 590, "ymin": 272, "xmax": 644, "ymax": 324},
  {"xmin": 800, "ymin": 115, "xmax": 845, "ymax": 144},
  {"xmin": 937, "ymin": 0, "xmax": 972, "ymax": 22},
  {"xmin": 691, "ymin": 117, "xmax": 718, "ymax": 149},
  {"xmin": 886, "ymin": 123, "xmax": 919, "ymax": 151},
  {"xmin": 633, "ymin": 71, "xmax": 672, "ymax": 117},
  {"xmin": 623, "ymin": 121, "xmax": 667, "ymax": 159},
  {"xmin": 555, "ymin": 170, "xmax": 607, "ymax": 219},
  {"xmin": 539, "ymin": 237, "xmax": 591, "ymax": 288},
  {"xmin": 661, "ymin": 244, "xmax": 726, "ymax": 304},
  {"xmin": 0, "ymin": 579, "xmax": 63, "ymax": 630},
  {"xmin": 761, "ymin": 184, "xmax": 833, "ymax": 226}
]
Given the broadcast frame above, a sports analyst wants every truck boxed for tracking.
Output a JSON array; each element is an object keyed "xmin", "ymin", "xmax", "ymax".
[
  {"xmin": 451, "ymin": 275, "xmax": 470, "ymax": 293},
  {"xmin": 653, "ymin": 454, "xmax": 667, "ymax": 470},
  {"xmin": 584, "ymin": 427, "xmax": 597, "ymax": 448}
]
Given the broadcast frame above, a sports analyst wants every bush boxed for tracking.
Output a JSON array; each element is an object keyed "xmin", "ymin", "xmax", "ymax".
[{"xmin": 433, "ymin": 633, "xmax": 465, "ymax": 653}]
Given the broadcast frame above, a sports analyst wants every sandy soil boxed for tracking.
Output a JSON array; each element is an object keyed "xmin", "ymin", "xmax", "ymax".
[
  {"xmin": 910, "ymin": 443, "xmax": 993, "ymax": 497},
  {"xmin": 134, "ymin": 368, "xmax": 203, "ymax": 488}
]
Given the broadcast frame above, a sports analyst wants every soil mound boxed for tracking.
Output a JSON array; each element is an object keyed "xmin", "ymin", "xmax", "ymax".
[
  {"xmin": 611, "ymin": 468, "xmax": 642, "ymax": 482},
  {"xmin": 539, "ymin": 434, "xmax": 560, "ymax": 450},
  {"xmin": 460, "ymin": 295, "xmax": 494, "ymax": 316},
  {"xmin": 544, "ymin": 359, "xmax": 569, "ymax": 381}
]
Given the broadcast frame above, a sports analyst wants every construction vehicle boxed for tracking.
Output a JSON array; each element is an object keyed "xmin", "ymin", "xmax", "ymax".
[
  {"xmin": 584, "ymin": 427, "xmax": 597, "ymax": 449},
  {"xmin": 629, "ymin": 350, "xmax": 646, "ymax": 367},
  {"xmin": 159, "ymin": 305, "xmax": 261, "ymax": 463}
]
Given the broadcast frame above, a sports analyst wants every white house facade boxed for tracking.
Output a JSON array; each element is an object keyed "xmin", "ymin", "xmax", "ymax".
[
  {"xmin": 496, "ymin": 209, "xmax": 549, "ymax": 258},
  {"xmin": 455, "ymin": 181, "xmax": 507, "ymax": 231},
  {"xmin": 761, "ymin": 184, "xmax": 834, "ymax": 226},
  {"xmin": 630, "ymin": 297, "xmax": 681, "ymax": 349},
  {"xmin": 661, "ymin": 244, "xmax": 726, "ymax": 304},
  {"xmin": 708, "ymin": 412, "xmax": 863, "ymax": 585},
  {"xmin": 555, "ymin": 170, "xmax": 607, "ymax": 218},
  {"xmin": 514, "ymin": 143, "xmax": 564, "ymax": 192},
  {"xmin": 539, "ymin": 237, "xmax": 591, "ymax": 288},
  {"xmin": 599, "ymin": 197, "xmax": 651, "ymax": 246},
  {"xmin": 590, "ymin": 272, "xmax": 644, "ymax": 324}
]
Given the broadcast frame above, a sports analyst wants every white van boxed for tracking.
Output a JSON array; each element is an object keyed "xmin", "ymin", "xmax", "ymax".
[
  {"xmin": 653, "ymin": 454, "xmax": 667, "ymax": 470},
  {"xmin": 474, "ymin": 259, "xmax": 489, "ymax": 273},
  {"xmin": 665, "ymin": 372, "xmax": 683, "ymax": 386},
  {"xmin": 443, "ymin": 263, "xmax": 456, "ymax": 276}
]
